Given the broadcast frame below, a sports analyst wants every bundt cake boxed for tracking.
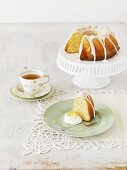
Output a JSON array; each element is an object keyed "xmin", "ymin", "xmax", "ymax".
[
  {"xmin": 65, "ymin": 26, "xmax": 120, "ymax": 61},
  {"xmin": 72, "ymin": 91, "xmax": 95, "ymax": 122}
]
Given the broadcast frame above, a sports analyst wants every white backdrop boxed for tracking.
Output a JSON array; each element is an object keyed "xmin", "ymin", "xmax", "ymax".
[{"xmin": 0, "ymin": 0, "xmax": 126, "ymax": 23}]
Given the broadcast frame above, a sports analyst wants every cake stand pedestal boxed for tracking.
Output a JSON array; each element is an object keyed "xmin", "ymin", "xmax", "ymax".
[
  {"xmin": 56, "ymin": 48, "xmax": 127, "ymax": 89},
  {"xmin": 73, "ymin": 76, "xmax": 110, "ymax": 89}
]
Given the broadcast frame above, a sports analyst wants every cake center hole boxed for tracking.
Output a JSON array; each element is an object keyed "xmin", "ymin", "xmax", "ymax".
[{"xmin": 83, "ymin": 30, "xmax": 98, "ymax": 36}]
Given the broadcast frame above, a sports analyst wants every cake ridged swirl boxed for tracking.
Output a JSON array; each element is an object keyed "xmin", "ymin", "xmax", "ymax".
[{"xmin": 64, "ymin": 26, "xmax": 120, "ymax": 61}]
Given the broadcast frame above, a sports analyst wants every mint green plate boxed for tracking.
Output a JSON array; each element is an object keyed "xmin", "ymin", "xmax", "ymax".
[{"xmin": 44, "ymin": 99, "xmax": 115, "ymax": 137}]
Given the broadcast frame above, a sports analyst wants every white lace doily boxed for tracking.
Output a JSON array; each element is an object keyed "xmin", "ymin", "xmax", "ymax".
[{"xmin": 23, "ymin": 89, "xmax": 127, "ymax": 155}]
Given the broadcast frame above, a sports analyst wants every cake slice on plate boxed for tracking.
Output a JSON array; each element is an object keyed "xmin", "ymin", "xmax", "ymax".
[{"xmin": 72, "ymin": 91, "xmax": 95, "ymax": 122}]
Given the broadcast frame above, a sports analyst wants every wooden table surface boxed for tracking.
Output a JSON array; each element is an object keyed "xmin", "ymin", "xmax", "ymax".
[{"xmin": 1, "ymin": 23, "xmax": 127, "ymax": 170}]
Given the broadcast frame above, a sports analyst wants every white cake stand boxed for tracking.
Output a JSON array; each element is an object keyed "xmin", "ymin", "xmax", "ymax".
[{"xmin": 56, "ymin": 48, "xmax": 127, "ymax": 89}]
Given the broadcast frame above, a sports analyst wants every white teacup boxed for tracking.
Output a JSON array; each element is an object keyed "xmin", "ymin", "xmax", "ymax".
[{"xmin": 19, "ymin": 70, "xmax": 49, "ymax": 95}]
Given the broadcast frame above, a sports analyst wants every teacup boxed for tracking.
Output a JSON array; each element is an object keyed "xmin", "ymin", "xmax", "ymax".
[{"xmin": 19, "ymin": 70, "xmax": 49, "ymax": 95}]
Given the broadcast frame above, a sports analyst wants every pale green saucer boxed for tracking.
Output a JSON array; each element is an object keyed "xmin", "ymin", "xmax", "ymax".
[
  {"xmin": 9, "ymin": 86, "xmax": 54, "ymax": 102},
  {"xmin": 44, "ymin": 99, "xmax": 115, "ymax": 137}
]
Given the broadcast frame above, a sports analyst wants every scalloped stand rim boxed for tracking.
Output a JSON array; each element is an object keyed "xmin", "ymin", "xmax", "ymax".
[{"xmin": 56, "ymin": 47, "xmax": 127, "ymax": 89}]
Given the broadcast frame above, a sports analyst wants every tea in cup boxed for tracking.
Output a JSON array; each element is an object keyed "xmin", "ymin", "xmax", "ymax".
[{"xmin": 19, "ymin": 70, "xmax": 49, "ymax": 95}]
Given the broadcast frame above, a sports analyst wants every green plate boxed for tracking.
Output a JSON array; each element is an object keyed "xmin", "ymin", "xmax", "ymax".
[
  {"xmin": 9, "ymin": 87, "xmax": 54, "ymax": 102},
  {"xmin": 44, "ymin": 99, "xmax": 115, "ymax": 137}
]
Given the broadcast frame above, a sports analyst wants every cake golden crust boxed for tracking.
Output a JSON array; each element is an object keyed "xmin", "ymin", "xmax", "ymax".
[
  {"xmin": 73, "ymin": 95, "xmax": 95, "ymax": 122},
  {"xmin": 65, "ymin": 26, "xmax": 120, "ymax": 61}
]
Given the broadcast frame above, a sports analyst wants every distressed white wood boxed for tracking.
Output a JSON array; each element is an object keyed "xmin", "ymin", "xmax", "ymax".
[{"xmin": 0, "ymin": 23, "xmax": 127, "ymax": 169}]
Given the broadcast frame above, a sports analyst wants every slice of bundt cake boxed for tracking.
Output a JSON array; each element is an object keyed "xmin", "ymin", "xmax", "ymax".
[{"xmin": 73, "ymin": 93, "xmax": 95, "ymax": 122}]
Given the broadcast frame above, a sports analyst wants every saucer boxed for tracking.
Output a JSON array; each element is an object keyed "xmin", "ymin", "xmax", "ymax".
[{"xmin": 9, "ymin": 83, "xmax": 53, "ymax": 101}]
